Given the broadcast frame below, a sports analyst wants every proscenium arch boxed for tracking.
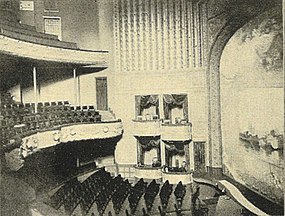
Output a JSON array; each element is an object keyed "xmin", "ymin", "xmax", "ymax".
[{"xmin": 206, "ymin": 0, "xmax": 281, "ymax": 177}]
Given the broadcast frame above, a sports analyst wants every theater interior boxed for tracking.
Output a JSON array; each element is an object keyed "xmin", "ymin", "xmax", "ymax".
[{"xmin": 0, "ymin": 0, "xmax": 283, "ymax": 215}]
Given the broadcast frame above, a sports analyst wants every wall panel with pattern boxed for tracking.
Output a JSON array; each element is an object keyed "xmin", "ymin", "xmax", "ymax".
[{"xmin": 114, "ymin": 0, "xmax": 207, "ymax": 72}]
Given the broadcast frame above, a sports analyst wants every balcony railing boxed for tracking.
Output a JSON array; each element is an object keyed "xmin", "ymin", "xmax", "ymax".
[
  {"xmin": 134, "ymin": 165, "xmax": 162, "ymax": 180},
  {"xmin": 0, "ymin": 101, "xmax": 122, "ymax": 153},
  {"xmin": 20, "ymin": 121, "xmax": 123, "ymax": 158}
]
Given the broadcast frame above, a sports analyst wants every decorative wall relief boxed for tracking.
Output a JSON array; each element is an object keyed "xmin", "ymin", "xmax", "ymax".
[{"xmin": 114, "ymin": 0, "xmax": 207, "ymax": 72}]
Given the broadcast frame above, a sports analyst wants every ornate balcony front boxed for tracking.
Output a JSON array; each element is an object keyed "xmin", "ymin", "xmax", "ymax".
[
  {"xmin": 133, "ymin": 120, "xmax": 161, "ymax": 137},
  {"xmin": 20, "ymin": 121, "xmax": 123, "ymax": 157},
  {"xmin": 134, "ymin": 165, "xmax": 162, "ymax": 180},
  {"xmin": 161, "ymin": 123, "xmax": 192, "ymax": 141}
]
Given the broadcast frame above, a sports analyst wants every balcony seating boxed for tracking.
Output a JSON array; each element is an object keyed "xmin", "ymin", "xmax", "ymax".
[{"xmin": 0, "ymin": 94, "xmax": 117, "ymax": 152}]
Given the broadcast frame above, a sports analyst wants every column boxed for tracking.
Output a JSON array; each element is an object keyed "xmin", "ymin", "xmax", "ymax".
[
  {"xmin": 161, "ymin": 141, "xmax": 166, "ymax": 166},
  {"xmin": 19, "ymin": 66, "xmax": 23, "ymax": 104},
  {"xmin": 156, "ymin": 143, "xmax": 161, "ymax": 163},
  {"xmin": 77, "ymin": 75, "xmax": 81, "ymax": 106},
  {"xmin": 137, "ymin": 140, "xmax": 142, "ymax": 165},
  {"xmin": 33, "ymin": 66, "xmax": 37, "ymax": 113},
  {"xmin": 73, "ymin": 68, "xmax": 77, "ymax": 105},
  {"xmin": 184, "ymin": 142, "xmax": 190, "ymax": 171},
  {"xmin": 189, "ymin": 141, "xmax": 195, "ymax": 171}
]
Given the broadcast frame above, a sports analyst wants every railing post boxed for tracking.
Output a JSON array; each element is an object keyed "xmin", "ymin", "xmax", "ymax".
[
  {"xmin": 33, "ymin": 66, "xmax": 37, "ymax": 113},
  {"xmin": 73, "ymin": 68, "xmax": 77, "ymax": 105}
]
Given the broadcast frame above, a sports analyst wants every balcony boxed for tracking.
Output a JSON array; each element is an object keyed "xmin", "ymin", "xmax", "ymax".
[
  {"xmin": 0, "ymin": 32, "xmax": 108, "ymax": 67},
  {"xmin": 1, "ymin": 100, "xmax": 123, "ymax": 159},
  {"xmin": 19, "ymin": 120, "xmax": 123, "ymax": 157},
  {"xmin": 161, "ymin": 123, "xmax": 192, "ymax": 141},
  {"xmin": 133, "ymin": 120, "xmax": 161, "ymax": 137},
  {"xmin": 134, "ymin": 165, "xmax": 162, "ymax": 180}
]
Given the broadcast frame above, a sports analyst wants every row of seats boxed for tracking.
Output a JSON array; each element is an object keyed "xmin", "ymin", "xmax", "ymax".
[
  {"xmin": 46, "ymin": 169, "xmax": 195, "ymax": 216},
  {"xmin": 112, "ymin": 179, "xmax": 132, "ymax": 214},
  {"xmin": 1, "ymin": 101, "xmax": 97, "ymax": 117},
  {"xmin": 0, "ymin": 92, "xmax": 15, "ymax": 105},
  {"xmin": 128, "ymin": 178, "xmax": 148, "ymax": 214},
  {"xmin": 144, "ymin": 180, "xmax": 160, "ymax": 211},
  {"xmin": 80, "ymin": 170, "xmax": 112, "ymax": 214},
  {"xmin": 159, "ymin": 180, "xmax": 173, "ymax": 209}
]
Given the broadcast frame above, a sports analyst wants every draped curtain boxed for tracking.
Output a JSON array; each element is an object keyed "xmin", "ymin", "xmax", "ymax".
[
  {"xmin": 137, "ymin": 137, "xmax": 161, "ymax": 165},
  {"xmin": 135, "ymin": 95, "xmax": 159, "ymax": 117},
  {"xmin": 165, "ymin": 143, "xmax": 190, "ymax": 171},
  {"xmin": 163, "ymin": 94, "xmax": 188, "ymax": 122},
  {"xmin": 165, "ymin": 143, "xmax": 185, "ymax": 154},
  {"xmin": 139, "ymin": 137, "xmax": 160, "ymax": 150}
]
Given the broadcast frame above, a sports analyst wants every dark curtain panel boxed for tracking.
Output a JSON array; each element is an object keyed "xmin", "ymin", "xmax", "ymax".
[{"xmin": 135, "ymin": 95, "xmax": 141, "ymax": 117}]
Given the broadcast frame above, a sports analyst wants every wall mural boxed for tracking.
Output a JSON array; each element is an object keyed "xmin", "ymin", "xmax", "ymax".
[{"xmin": 220, "ymin": 6, "xmax": 283, "ymax": 205}]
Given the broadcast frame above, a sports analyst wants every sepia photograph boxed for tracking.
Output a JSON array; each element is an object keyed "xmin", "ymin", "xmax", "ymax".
[{"xmin": 0, "ymin": 0, "xmax": 283, "ymax": 215}]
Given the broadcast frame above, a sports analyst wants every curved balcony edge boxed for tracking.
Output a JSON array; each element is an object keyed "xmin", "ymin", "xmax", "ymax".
[
  {"xmin": 0, "ymin": 34, "xmax": 108, "ymax": 66},
  {"xmin": 3, "ymin": 121, "xmax": 123, "ymax": 156}
]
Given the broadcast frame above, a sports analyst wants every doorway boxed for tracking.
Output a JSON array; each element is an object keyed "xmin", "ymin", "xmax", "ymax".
[
  {"xmin": 194, "ymin": 142, "xmax": 206, "ymax": 173},
  {"xmin": 96, "ymin": 77, "xmax": 108, "ymax": 110}
]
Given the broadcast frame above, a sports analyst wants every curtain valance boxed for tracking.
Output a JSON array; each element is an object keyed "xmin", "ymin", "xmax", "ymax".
[
  {"xmin": 165, "ymin": 143, "xmax": 185, "ymax": 154},
  {"xmin": 135, "ymin": 95, "xmax": 159, "ymax": 117},
  {"xmin": 163, "ymin": 94, "xmax": 187, "ymax": 106},
  {"xmin": 140, "ymin": 95, "xmax": 159, "ymax": 109},
  {"xmin": 139, "ymin": 137, "xmax": 160, "ymax": 149}
]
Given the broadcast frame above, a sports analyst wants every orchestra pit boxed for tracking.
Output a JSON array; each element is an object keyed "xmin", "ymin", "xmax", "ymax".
[{"xmin": 0, "ymin": 0, "xmax": 283, "ymax": 215}]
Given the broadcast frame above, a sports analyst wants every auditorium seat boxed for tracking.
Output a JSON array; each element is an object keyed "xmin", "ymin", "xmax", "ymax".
[
  {"xmin": 174, "ymin": 181, "xmax": 186, "ymax": 209},
  {"xmin": 144, "ymin": 179, "xmax": 160, "ymax": 211},
  {"xmin": 159, "ymin": 180, "xmax": 173, "ymax": 209}
]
